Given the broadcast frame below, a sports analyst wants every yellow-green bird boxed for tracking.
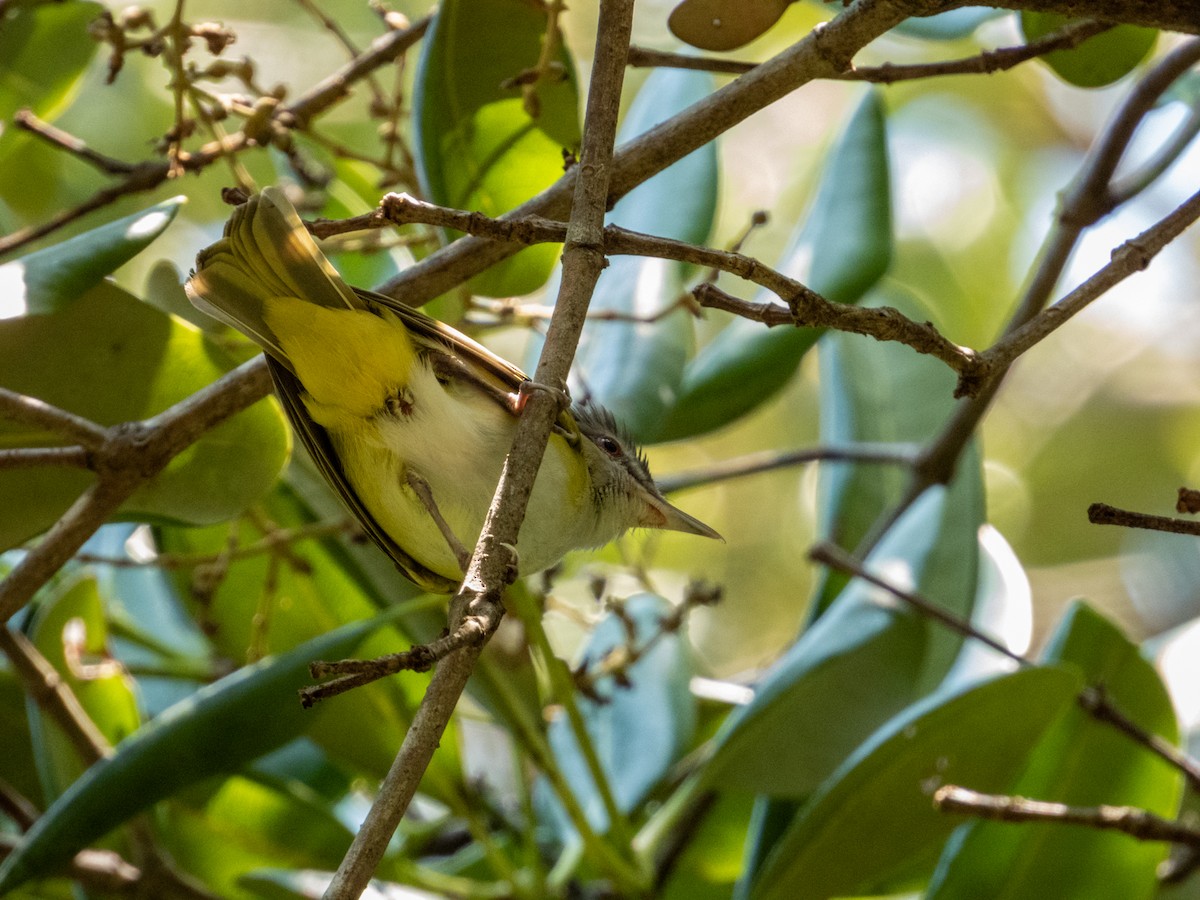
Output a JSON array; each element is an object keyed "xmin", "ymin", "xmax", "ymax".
[{"xmin": 185, "ymin": 188, "xmax": 719, "ymax": 593}]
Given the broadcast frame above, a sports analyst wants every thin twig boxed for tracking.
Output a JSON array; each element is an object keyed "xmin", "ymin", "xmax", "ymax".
[
  {"xmin": 934, "ymin": 785, "xmax": 1200, "ymax": 846},
  {"xmin": 0, "ymin": 17, "xmax": 431, "ymax": 259},
  {"xmin": 13, "ymin": 109, "xmax": 142, "ymax": 174},
  {"xmin": 963, "ymin": 186, "xmax": 1200, "ymax": 394},
  {"xmin": 312, "ymin": 194, "xmax": 977, "ymax": 376},
  {"xmin": 0, "ymin": 388, "xmax": 110, "ymax": 449},
  {"xmin": 0, "ymin": 446, "xmax": 92, "ymax": 470},
  {"xmin": 656, "ymin": 443, "xmax": 918, "ymax": 494},
  {"xmin": 808, "ymin": 541, "xmax": 1028, "ymax": 666},
  {"xmin": 1079, "ymin": 686, "xmax": 1200, "ymax": 793},
  {"xmin": 1088, "ymin": 502, "xmax": 1200, "ymax": 537}
]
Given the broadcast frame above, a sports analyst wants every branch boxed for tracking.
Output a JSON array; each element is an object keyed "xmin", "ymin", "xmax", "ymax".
[
  {"xmin": 313, "ymin": 194, "xmax": 977, "ymax": 376},
  {"xmin": 375, "ymin": 0, "xmax": 914, "ymax": 304},
  {"xmin": 871, "ymin": 37, "xmax": 1200, "ymax": 544},
  {"xmin": 319, "ymin": 2, "xmax": 640, "ymax": 896},
  {"xmin": 0, "ymin": 358, "xmax": 271, "ymax": 624},
  {"xmin": 959, "ymin": 185, "xmax": 1200, "ymax": 395},
  {"xmin": 808, "ymin": 541, "xmax": 1027, "ymax": 666},
  {"xmin": 656, "ymin": 443, "xmax": 918, "ymax": 494},
  {"xmin": 627, "ymin": 19, "xmax": 1112, "ymax": 83},
  {"xmin": 934, "ymin": 785, "xmax": 1200, "ymax": 845}
]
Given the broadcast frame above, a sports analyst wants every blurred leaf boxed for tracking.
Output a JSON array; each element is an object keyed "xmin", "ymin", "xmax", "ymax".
[
  {"xmin": 158, "ymin": 775, "xmax": 354, "ymax": 900},
  {"xmin": 667, "ymin": 0, "xmax": 789, "ymax": 51},
  {"xmin": 749, "ymin": 666, "xmax": 1082, "ymax": 900},
  {"xmin": 658, "ymin": 90, "xmax": 891, "ymax": 440},
  {"xmin": 542, "ymin": 594, "xmax": 695, "ymax": 836},
  {"xmin": 25, "ymin": 574, "xmax": 141, "ymax": 803},
  {"xmin": 0, "ymin": 613, "xmax": 399, "ymax": 894},
  {"xmin": 927, "ymin": 603, "xmax": 1182, "ymax": 900},
  {"xmin": 156, "ymin": 480, "xmax": 459, "ymax": 787},
  {"xmin": 0, "ymin": 197, "xmax": 184, "ymax": 316},
  {"xmin": 1020, "ymin": 13, "xmax": 1157, "ymax": 88},
  {"xmin": 0, "ymin": 669, "xmax": 41, "ymax": 807},
  {"xmin": 562, "ymin": 67, "xmax": 717, "ymax": 442},
  {"xmin": 702, "ymin": 482, "xmax": 981, "ymax": 798},
  {"xmin": 0, "ymin": 281, "xmax": 290, "ymax": 551},
  {"xmin": 0, "ymin": 1, "xmax": 101, "ymax": 169},
  {"xmin": 893, "ymin": 7, "xmax": 1004, "ymax": 40},
  {"xmin": 659, "ymin": 792, "xmax": 755, "ymax": 900},
  {"xmin": 413, "ymin": 0, "xmax": 579, "ymax": 297}
]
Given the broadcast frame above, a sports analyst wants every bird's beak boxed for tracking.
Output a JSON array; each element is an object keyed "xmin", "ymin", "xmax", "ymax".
[{"xmin": 640, "ymin": 494, "xmax": 723, "ymax": 541}]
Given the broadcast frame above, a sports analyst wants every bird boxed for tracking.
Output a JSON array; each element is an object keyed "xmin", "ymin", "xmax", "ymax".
[{"xmin": 185, "ymin": 187, "xmax": 720, "ymax": 593}]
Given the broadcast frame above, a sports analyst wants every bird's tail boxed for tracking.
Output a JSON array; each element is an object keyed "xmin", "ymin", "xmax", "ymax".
[{"xmin": 185, "ymin": 187, "xmax": 361, "ymax": 363}]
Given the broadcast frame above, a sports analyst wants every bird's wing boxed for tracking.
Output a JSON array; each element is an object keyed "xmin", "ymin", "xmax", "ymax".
[
  {"xmin": 353, "ymin": 286, "xmax": 582, "ymax": 447},
  {"xmin": 267, "ymin": 357, "xmax": 460, "ymax": 594}
]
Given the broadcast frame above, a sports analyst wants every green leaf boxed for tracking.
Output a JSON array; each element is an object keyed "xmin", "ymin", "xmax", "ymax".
[
  {"xmin": 157, "ymin": 774, "xmax": 354, "ymax": 900},
  {"xmin": 659, "ymin": 792, "xmax": 756, "ymax": 900},
  {"xmin": 0, "ymin": 281, "xmax": 290, "ymax": 551},
  {"xmin": 25, "ymin": 574, "xmax": 142, "ymax": 804},
  {"xmin": 1020, "ymin": 14, "xmax": 1157, "ymax": 88},
  {"xmin": 927, "ymin": 603, "xmax": 1182, "ymax": 900},
  {"xmin": 0, "ymin": 613, "xmax": 397, "ymax": 894},
  {"xmin": 542, "ymin": 594, "xmax": 696, "ymax": 835},
  {"xmin": 0, "ymin": 197, "xmax": 185, "ymax": 316},
  {"xmin": 560, "ymin": 67, "xmax": 718, "ymax": 442},
  {"xmin": 0, "ymin": 2, "xmax": 101, "ymax": 169},
  {"xmin": 701, "ymin": 483, "xmax": 980, "ymax": 798},
  {"xmin": 658, "ymin": 89, "xmax": 891, "ymax": 440},
  {"xmin": 749, "ymin": 666, "xmax": 1082, "ymax": 900},
  {"xmin": 155, "ymin": 480, "xmax": 458, "ymax": 787},
  {"xmin": 413, "ymin": 0, "xmax": 580, "ymax": 297}
]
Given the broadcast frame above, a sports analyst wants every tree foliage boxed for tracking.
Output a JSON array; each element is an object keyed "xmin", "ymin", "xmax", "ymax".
[{"xmin": 2, "ymin": 1, "xmax": 1200, "ymax": 898}]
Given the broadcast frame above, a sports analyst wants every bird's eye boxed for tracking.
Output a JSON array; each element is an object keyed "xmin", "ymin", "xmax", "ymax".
[{"xmin": 596, "ymin": 435, "xmax": 623, "ymax": 457}]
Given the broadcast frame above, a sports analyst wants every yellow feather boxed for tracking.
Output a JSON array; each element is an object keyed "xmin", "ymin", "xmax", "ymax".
[{"xmin": 262, "ymin": 295, "xmax": 417, "ymax": 428}]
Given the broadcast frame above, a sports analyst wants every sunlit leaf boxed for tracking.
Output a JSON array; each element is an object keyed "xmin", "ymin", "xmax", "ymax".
[
  {"xmin": 413, "ymin": 0, "xmax": 580, "ymax": 296},
  {"xmin": 1020, "ymin": 13, "xmax": 1156, "ymax": 88},
  {"xmin": 0, "ymin": 197, "xmax": 184, "ymax": 317},
  {"xmin": 927, "ymin": 603, "xmax": 1182, "ymax": 900},
  {"xmin": 658, "ymin": 90, "xmax": 891, "ymax": 440},
  {"xmin": 0, "ymin": 281, "xmax": 290, "ymax": 551},
  {"xmin": 749, "ymin": 667, "xmax": 1081, "ymax": 900}
]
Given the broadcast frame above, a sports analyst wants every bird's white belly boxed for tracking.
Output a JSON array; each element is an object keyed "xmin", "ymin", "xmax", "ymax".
[{"xmin": 336, "ymin": 361, "xmax": 599, "ymax": 583}]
